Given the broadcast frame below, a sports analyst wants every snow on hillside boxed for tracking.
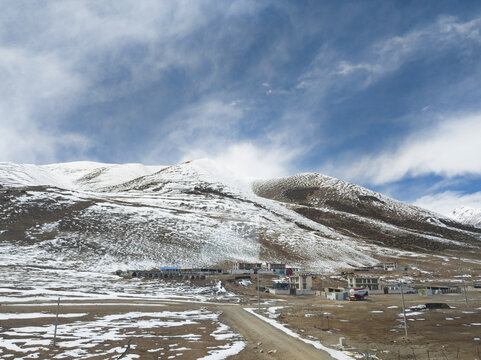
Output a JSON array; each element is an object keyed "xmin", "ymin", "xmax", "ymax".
[
  {"xmin": 0, "ymin": 162, "xmax": 75, "ymax": 189},
  {"xmin": 0, "ymin": 161, "xmax": 166, "ymax": 191},
  {"xmin": 46, "ymin": 162, "xmax": 167, "ymax": 191},
  {"xmin": 253, "ymin": 172, "xmax": 436, "ymax": 220},
  {"xmin": 450, "ymin": 206, "xmax": 481, "ymax": 227},
  {"xmin": 1, "ymin": 159, "xmax": 480, "ymax": 274}
]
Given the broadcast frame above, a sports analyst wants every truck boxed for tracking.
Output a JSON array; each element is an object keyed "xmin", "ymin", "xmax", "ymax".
[{"xmin": 348, "ymin": 288, "xmax": 368, "ymax": 301}]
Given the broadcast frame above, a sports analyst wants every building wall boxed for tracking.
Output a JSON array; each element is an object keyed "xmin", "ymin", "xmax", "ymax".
[
  {"xmin": 289, "ymin": 275, "xmax": 312, "ymax": 291},
  {"xmin": 266, "ymin": 263, "xmax": 286, "ymax": 270},
  {"xmin": 233, "ymin": 263, "xmax": 261, "ymax": 270}
]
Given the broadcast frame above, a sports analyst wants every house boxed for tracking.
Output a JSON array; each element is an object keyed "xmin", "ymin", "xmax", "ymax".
[
  {"xmin": 383, "ymin": 262, "xmax": 398, "ymax": 270},
  {"xmin": 317, "ymin": 287, "xmax": 347, "ymax": 300},
  {"xmin": 347, "ymin": 276, "xmax": 380, "ymax": 291},
  {"xmin": 288, "ymin": 274, "xmax": 314, "ymax": 295}
]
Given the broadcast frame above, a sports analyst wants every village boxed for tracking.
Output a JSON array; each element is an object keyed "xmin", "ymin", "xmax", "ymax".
[{"xmin": 116, "ymin": 261, "xmax": 477, "ymax": 300}]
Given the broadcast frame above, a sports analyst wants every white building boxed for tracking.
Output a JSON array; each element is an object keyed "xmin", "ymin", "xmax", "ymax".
[
  {"xmin": 347, "ymin": 276, "xmax": 380, "ymax": 291},
  {"xmin": 289, "ymin": 274, "xmax": 314, "ymax": 295}
]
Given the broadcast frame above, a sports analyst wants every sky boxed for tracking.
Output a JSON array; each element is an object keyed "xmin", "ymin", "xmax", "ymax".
[{"xmin": 1, "ymin": 0, "xmax": 481, "ymax": 216}]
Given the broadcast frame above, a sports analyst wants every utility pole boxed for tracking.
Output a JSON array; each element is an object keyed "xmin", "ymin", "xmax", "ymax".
[
  {"xmin": 53, "ymin": 296, "xmax": 60, "ymax": 346},
  {"xmin": 462, "ymin": 278, "xmax": 468, "ymax": 304},
  {"xmin": 399, "ymin": 283, "xmax": 408, "ymax": 338},
  {"xmin": 257, "ymin": 270, "xmax": 260, "ymax": 313}
]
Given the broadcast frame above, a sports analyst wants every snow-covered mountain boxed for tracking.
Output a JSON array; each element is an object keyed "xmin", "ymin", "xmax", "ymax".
[
  {"xmin": 0, "ymin": 161, "xmax": 166, "ymax": 191},
  {"xmin": 450, "ymin": 206, "xmax": 481, "ymax": 228},
  {"xmin": 1, "ymin": 160, "xmax": 480, "ymax": 272}
]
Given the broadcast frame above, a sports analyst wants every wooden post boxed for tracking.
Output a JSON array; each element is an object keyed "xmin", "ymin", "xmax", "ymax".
[
  {"xmin": 257, "ymin": 271, "xmax": 260, "ymax": 313},
  {"xmin": 399, "ymin": 283, "xmax": 408, "ymax": 338},
  {"xmin": 53, "ymin": 296, "xmax": 60, "ymax": 346}
]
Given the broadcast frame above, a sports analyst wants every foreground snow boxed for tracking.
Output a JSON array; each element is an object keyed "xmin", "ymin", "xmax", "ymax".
[{"xmin": 0, "ymin": 309, "xmax": 245, "ymax": 359}]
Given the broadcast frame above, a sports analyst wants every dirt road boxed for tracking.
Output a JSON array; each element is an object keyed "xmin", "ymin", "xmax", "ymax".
[{"xmin": 219, "ymin": 305, "xmax": 337, "ymax": 360}]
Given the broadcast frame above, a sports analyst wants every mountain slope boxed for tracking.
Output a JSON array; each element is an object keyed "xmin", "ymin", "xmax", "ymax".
[
  {"xmin": 1, "ymin": 160, "xmax": 480, "ymax": 273},
  {"xmin": 253, "ymin": 174, "xmax": 481, "ymax": 251}
]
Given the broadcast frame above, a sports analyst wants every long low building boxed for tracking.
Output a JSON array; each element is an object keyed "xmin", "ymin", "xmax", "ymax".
[{"xmin": 118, "ymin": 267, "xmax": 223, "ymax": 279}]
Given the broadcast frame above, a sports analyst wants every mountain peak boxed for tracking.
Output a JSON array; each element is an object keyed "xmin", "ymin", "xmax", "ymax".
[{"xmin": 450, "ymin": 206, "xmax": 481, "ymax": 227}]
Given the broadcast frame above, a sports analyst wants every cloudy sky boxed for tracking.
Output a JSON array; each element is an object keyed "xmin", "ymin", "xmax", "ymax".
[{"xmin": 1, "ymin": 1, "xmax": 481, "ymax": 215}]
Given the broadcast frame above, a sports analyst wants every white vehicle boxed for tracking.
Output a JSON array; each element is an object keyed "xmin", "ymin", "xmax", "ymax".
[{"xmin": 348, "ymin": 288, "xmax": 368, "ymax": 301}]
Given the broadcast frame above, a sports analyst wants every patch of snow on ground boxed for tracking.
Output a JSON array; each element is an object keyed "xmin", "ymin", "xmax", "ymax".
[
  {"xmin": 197, "ymin": 341, "xmax": 246, "ymax": 360},
  {"xmin": 0, "ymin": 313, "xmax": 87, "ymax": 320},
  {"xmin": 238, "ymin": 279, "xmax": 252, "ymax": 286}
]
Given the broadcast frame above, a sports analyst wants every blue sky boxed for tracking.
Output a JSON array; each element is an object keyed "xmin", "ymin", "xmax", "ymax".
[{"xmin": 1, "ymin": 0, "xmax": 481, "ymax": 215}]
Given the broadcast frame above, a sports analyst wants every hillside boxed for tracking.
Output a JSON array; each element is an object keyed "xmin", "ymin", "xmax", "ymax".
[
  {"xmin": 1, "ymin": 160, "xmax": 480, "ymax": 273},
  {"xmin": 253, "ymin": 174, "xmax": 481, "ymax": 251}
]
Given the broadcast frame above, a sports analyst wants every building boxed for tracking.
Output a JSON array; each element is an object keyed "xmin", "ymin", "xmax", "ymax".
[
  {"xmin": 233, "ymin": 262, "xmax": 262, "ymax": 271},
  {"xmin": 418, "ymin": 285, "xmax": 460, "ymax": 296},
  {"xmin": 468, "ymin": 283, "xmax": 481, "ymax": 291},
  {"xmin": 286, "ymin": 267, "xmax": 306, "ymax": 276},
  {"xmin": 289, "ymin": 274, "xmax": 314, "ymax": 295},
  {"xmin": 266, "ymin": 263, "xmax": 286, "ymax": 274},
  {"xmin": 354, "ymin": 266, "xmax": 375, "ymax": 272},
  {"xmin": 317, "ymin": 287, "xmax": 347, "ymax": 300},
  {"xmin": 269, "ymin": 279, "xmax": 290, "ymax": 295},
  {"xmin": 354, "ymin": 262, "xmax": 399, "ymax": 272},
  {"xmin": 266, "ymin": 263, "xmax": 286, "ymax": 270},
  {"xmin": 383, "ymin": 284, "xmax": 413, "ymax": 294},
  {"xmin": 382, "ymin": 262, "xmax": 398, "ymax": 270},
  {"xmin": 347, "ymin": 276, "xmax": 380, "ymax": 291}
]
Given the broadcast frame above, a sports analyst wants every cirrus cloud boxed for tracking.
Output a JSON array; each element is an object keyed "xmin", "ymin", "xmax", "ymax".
[{"xmin": 323, "ymin": 112, "xmax": 481, "ymax": 185}]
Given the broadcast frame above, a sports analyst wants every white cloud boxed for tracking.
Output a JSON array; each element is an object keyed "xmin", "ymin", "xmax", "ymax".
[
  {"xmin": 413, "ymin": 191, "xmax": 481, "ymax": 217},
  {"xmin": 336, "ymin": 61, "xmax": 383, "ymax": 76},
  {"xmin": 323, "ymin": 112, "xmax": 481, "ymax": 185},
  {"xmin": 0, "ymin": 46, "xmax": 90, "ymax": 163},
  {"xmin": 0, "ymin": 1, "xmax": 265, "ymax": 163},
  {"xmin": 183, "ymin": 142, "xmax": 297, "ymax": 180},
  {"xmin": 142, "ymin": 95, "xmax": 304, "ymax": 179},
  {"xmin": 354, "ymin": 15, "xmax": 481, "ymax": 79}
]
